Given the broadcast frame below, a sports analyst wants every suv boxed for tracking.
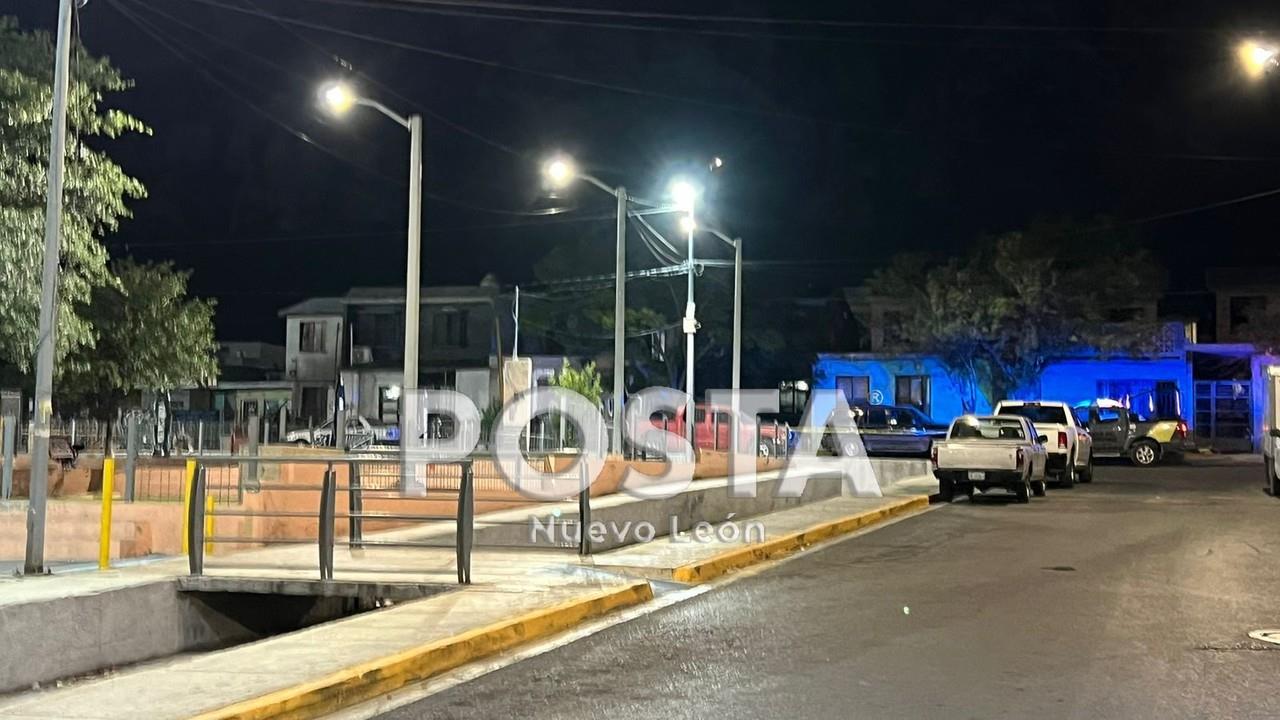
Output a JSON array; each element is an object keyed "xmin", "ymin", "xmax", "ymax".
[
  {"xmin": 1073, "ymin": 399, "xmax": 1192, "ymax": 467},
  {"xmin": 992, "ymin": 400, "xmax": 1093, "ymax": 486}
]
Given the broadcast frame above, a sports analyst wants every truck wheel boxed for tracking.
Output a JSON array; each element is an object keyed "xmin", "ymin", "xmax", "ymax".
[
  {"xmin": 1079, "ymin": 456, "xmax": 1094, "ymax": 483},
  {"xmin": 1016, "ymin": 478, "xmax": 1031, "ymax": 503},
  {"xmin": 1033, "ymin": 480, "xmax": 1047, "ymax": 497},
  {"xmin": 938, "ymin": 477, "xmax": 955, "ymax": 503},
  {"xmin": 1057, "ymin": 460, "xmax": 1075, "ymax": 489},
  {"xmin": 1130, "ymin": 440, "xmax": 1160, "ymax": 467}
]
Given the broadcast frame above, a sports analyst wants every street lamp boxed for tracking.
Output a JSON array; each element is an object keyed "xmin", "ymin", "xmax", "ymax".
[
  {"xmin": 320, "ymin": 81, "xmax": 423, "ymax": 428},
  {"xmin": 670, "ymin": 177, "xmax": 702, "ymax": 448},
  {"xmin": 1238, "ymin": 39, "xmax": 1279, "ymax": 80},
  {"xmin": 542, "ymin": 154, "xmax": 629, "ymax": 455}
]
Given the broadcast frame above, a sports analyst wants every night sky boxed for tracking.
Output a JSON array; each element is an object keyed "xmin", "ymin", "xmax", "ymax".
[{"xmin": 13, "ymin": 0, "xmax": 1280, "ymax": 342}]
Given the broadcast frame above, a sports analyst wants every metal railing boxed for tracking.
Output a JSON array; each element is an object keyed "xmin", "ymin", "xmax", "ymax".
[{"xmin": 183, "ymin": 453, "xmax": 596, "ymax": 585}]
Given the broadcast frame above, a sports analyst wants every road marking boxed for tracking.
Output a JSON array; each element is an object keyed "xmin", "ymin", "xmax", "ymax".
[{"xmin": 326, "ymin": 501, "xmax": 940, "ymax": 719}]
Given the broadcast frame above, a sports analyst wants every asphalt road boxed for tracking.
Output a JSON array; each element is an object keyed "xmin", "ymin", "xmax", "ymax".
[{"xmin": 381, "ymin": 459, "xmax": 1280, "ymax": 720}]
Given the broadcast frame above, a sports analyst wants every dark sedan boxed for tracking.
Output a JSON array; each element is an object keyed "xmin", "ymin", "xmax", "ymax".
[{"xmin": 854, "ymin": 404, "xmax": 947, "ymax": 456}]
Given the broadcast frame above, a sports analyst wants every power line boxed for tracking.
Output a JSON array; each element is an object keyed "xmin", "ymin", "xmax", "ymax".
[
  {"xmin": 109, "ymin": 0, "xmax": 569, "ymax": 216},
  {"xmin": 306, "ymin": 0, "xmax": 1206, "ymax": 35}
]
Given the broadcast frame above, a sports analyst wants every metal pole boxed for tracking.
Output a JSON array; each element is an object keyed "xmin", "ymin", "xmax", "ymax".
[
  {"xmin": 124, "ymin": 416, "xmax": 138, "ymax": 502},
  {"xmin": 403, "ymin": 114, "xmax": 423, "ymax": 397},
  {"xmin": 730, "ymin": 237, "xmax": 743, "ymax": 462},
  {"xmin": 611, "ymin": 187, "xmax": 626, "ymax": 456},
  {"xmin": 684, "ymin": 223, "xmax": 696, "ymax": 448},
  {"xmin": 1, "ymin": 417, "xmax": 14, "ymax": 500},
  {"xmin": 24, "ymin": 0, "xmax": 74, "ymax": 575}
]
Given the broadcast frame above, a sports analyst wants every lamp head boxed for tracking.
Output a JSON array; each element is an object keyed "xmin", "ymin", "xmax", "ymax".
[
  {"xmin": 543, "ymin": 155, "xmax": 577, "ymax": 189},
  {"xmin": 320, "ymin": 81, "xmax": 358, "ymax": 115},
  {"xmin": 669, "ymin": 178, "xmax": 700, "ymax": 212},
  {"xmin": 1239, "ymin": 39, "xmax": 1279, "ymax": 80},
  {"xmin": 679, "ymin": 215, "xmax": 697, "ymax": 235}
]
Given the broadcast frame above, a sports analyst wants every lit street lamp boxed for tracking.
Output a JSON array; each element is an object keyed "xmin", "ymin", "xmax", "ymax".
[
  {"xmin": 321, "ymin": 81, "xmax": 423, "ymax": 424},
  {"xmin": 543, "ymin": 156, "xmax": 628, "ymax": 455},
  {"xmin": 670, "ymin": 178, "xmax": 701, "ymax": 448},
  {"xmin": 1238, "ymin": 39, "xmax": 1278, "ymax": 80}
]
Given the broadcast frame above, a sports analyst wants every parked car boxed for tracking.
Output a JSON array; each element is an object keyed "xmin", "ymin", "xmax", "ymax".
[
  {"xmin": 815, "ymin": 403, "xmax": 946, "ymax": 457},
  {"xmin": 992, "ymin": 400, "xmax": 1093, "ymax": 486},
  {"xmin": 1073, "ymin": 398, "xmax": 1192, "ymax": 467},
  {"xmin": 932, "ymin": 415, "xmax": 1049, "ymax": 503},
  {"xmin": 1265, "ymin": 366, "xmax": 1280, "ymax": 496},
  {"xmin": 285, "ymin": 415, "xmax": 399, "ymax": 447},
  {"xmin": 651, "ymin": 404, "xmax": 788, "ymax": 457}
]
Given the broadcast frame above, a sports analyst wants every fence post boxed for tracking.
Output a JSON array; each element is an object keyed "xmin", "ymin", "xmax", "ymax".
[
  {"xmin": 455, "ymin": 460, "xmax": 473, "ymax": 584},
  {"xmin": 181, "ymin": 458, "xmax": 196, "ymax": 554},
  {"xmin": 70, "ymin": 418, "xmax": 76, "ymax": 448},
  {"xmin": 318, "ymin": 463, "xmax": 336, "ymax": 581},
  {"xmin": 348, "ymin": 460, "xmax": 363, "ymax": 550},
  {"xmin": 278, "ymin": 408, "xmax": 287, "ymax": 445},
  {"xmin": 98, "ymin": 455, "xmax": 115, "ymax": 570},
  {"xmin": 187, "ymin": 464, "xmax": 207, "ymax": 575},
  {"xmin": 578, "ymin": 461, "xmax": 593, "ymax": 556},
  {"xmin": 245, "ymin": 414, "xmax": 260, "ymax": 493},
  {"xmin": 124, "ymin": 415, "xmax": 138, "ymax": 502},
  {"xmin": 1, "ymin": 416, "xmax": 14, "ymax": 499},
  {"xmin": 196, "ymin": 421, "xmax": 204, "ymax": 456}
]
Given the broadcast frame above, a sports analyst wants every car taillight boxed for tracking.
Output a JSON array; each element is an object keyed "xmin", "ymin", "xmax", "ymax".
[
  {"xmin": 1057, "ymin": 431, "xmax": 1068, "ymax": 449},
  {"xmin": 1016, "ymin": 447, "xmax": 1025, "ymax": 467},
  {"xmin": 1175, "ymin": 421, "xmax": 1188, "ymax": 439}
]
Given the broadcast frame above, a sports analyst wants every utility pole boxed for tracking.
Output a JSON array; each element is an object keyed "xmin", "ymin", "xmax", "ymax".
[
  {"xmin": 26, "ymin": 0, "xmax": 75, "ymax": 575},
  {"xmin": 612, "ymin": 188, "xmax": 626, "ymax": 455},
  {"xmin": 403, "ymin": 114, "xmax": 423, "ymax": 402},
  {"xmin": 684, "ymin": 221, "xmax": 697, "ymax": 448}
]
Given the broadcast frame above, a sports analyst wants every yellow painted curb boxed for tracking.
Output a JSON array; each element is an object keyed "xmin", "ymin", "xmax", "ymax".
[
  {"xmin": 670, "ymin": 495, "xmax": 930, "ymax": 584},
  {"xmin": 190, "ymin": 581, "xmax": 654, "ymax": 720}
]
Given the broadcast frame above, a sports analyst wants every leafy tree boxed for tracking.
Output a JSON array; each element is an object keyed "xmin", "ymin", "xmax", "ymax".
[
  {"xmin": 550, "ymin": 358, "xmax": 604, "ymax": 405},
  {"xmin": 868, "ymin": 221, "xmax": 1166, "ymax": 405},
  {"xmin": 61, "ymin": 260, "xmax": 218, "ymax": 447},
  {"xmin": 0, "ymin": 17, "xmax": 147, "ymax": 369}
]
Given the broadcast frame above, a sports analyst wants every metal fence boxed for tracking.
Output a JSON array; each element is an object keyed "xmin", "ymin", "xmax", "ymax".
[{"xmin": 184, "ymin": 453, "xmax": 594, "ymax": 585}]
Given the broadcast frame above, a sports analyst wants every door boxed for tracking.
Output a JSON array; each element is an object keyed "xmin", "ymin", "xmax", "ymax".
[
  {"xmin": 1195, "ymin": 381, "xmax": 1253, "ymax": 453},
  {"xmin": 1088, "ymin": 406, "xmax": 1129, "ymax": 456}
]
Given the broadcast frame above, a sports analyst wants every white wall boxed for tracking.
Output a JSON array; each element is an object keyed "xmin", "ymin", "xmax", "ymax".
[{"xmin": 285, "ymin": 314, "xmax": 342, "ymax": 383}]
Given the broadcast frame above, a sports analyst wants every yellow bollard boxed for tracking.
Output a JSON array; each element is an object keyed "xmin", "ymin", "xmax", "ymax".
[
  {"xmin": 98, "ymin": 456, "xmax": 116, "ymax": 570},
  {"xmin": 204, "ymin": 494, "xmax": 215, "ymax": 556},
  {"xmin": 181, "ymin": 459, "xmax": 196, "ymax": 554}
]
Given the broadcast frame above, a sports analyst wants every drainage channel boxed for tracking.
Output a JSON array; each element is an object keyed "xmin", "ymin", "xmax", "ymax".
[{"xmin": 0, "ymin": 577, "xmax": 451, "ymax": 695}]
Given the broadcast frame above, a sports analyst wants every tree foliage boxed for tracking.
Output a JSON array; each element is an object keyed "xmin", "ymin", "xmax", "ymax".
[
  {"xmin": 550, "ymin": 358, "xmax": 604, "ymax": 405},
  {"xmin": 0, "ymin": 16, "xmax": 148, "ymax": 369},
  {"xmin": 61, "ymin": 259, "xmax": 218, "ymax": 417},
  {"xmin": 867, "ymin": 221, "xmax": 1167, "ymax": 406}
]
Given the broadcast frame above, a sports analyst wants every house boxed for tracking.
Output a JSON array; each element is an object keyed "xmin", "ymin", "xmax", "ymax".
[
  {"xmin": 1206, "ymin": 267, "xmax": 1280, "ymax": 343},
  {"xmin": 279, "ymin": 279, "xmax": 565, "ymax": 426}
]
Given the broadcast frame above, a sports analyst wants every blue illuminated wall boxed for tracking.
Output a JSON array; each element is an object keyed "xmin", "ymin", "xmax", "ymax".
[{"xmin": 814, "ymin": 353, "xmax": 1195, "ymax": 426}]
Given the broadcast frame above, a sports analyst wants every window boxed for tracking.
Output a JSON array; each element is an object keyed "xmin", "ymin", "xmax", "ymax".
[
  {"xmin": 432, "ymin": 309, "xmax": 469, "ymax": 347},
  {"xmin": 894, "ymin": 375, "xmax": 930, "ymax": 413},
  {"xmin": 836, "ymin": 375, "xmax": 870, "ymax": 405},
  {"xmin": 1229, "ymin": 295, "xmax": 1267, "ymax": 333},
  {"xmin": 299, "ymin": 321, "xmax": 326, "ymax": 353},
  {"xmin": 999, "ymin": 404, "xmax": 1068, "ymax": 425},
  {"xmin": 949, "ymin": 417, "xmax": 1026, "ymax": 441},
  {"xmin": 861, "ymin": 407, "xmax": 890, "ymax": 429}
]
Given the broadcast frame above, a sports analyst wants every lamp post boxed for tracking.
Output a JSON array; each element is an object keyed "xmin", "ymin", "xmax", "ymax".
[
  {"xmin": 25, "ymin": 0, "xmax": 75, "ymax": 574},
  {"xmin": 321, "ymin": 82, "xmax": 423, "ymax": 417},
  {"xmin": 543, "ymin": 157, "xmax": 628, "ymax": 455},
  {"xmin": 671, "ymin": 179, "xmax": 701, "ymax": 448}
]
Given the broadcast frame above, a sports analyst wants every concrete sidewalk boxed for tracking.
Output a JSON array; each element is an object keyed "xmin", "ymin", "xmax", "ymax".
[{"xmin": 0, "ymin": 468, "xmax": 933, "ymax": 719}]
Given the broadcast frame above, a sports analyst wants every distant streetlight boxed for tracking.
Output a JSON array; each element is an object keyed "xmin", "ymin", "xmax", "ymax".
[
  {"xmin": 320, "ymin": 80, "xmax": 423, "ymax": 429},
  {"xmin": 542, "ymin": 154, "xmax": 629, "ymax": 455},
  {"xmin": 1239, "ymin": 39, "xmax": 1279, "ymax": 80},
  {"xmin": 669, "ymin": 177, "xmax": 703, "ymax": 448}
]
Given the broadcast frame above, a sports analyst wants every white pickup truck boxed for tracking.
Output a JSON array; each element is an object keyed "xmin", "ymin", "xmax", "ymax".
[
  {"xmin": 932, "ymin": 415, "xmax": 1049, "ymax": 503},
  {"xmin": 993, "ymin": 400, "xmax": 1093, "ymax": 487}
]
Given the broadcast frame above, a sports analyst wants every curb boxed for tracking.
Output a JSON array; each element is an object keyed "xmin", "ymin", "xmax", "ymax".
[
  {"xmin": 190, "ymin": 581, "xmax": 654, "ymax": 720},
  {"xmin": 669, "ymin": 495, "xmax": 930, "ymax": 584}
]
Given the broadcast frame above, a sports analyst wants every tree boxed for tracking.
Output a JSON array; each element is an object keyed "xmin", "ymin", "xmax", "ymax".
[
  {"xmin": 61, "ymin": 260, "xmax": 218, "ymax": 447},
  {"xmin": 868, "ymin": 221, "xmax": 1166, "ymax": 405},
  {"xmin": 550, "ymin": 359, "xmax": 604, "ymax": 405},
  {"xmin": 0, "ymin": 17, "xmax": 147, "ymax": 370}
]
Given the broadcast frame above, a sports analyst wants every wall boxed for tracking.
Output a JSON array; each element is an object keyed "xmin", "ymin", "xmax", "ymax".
[
  {"xmin": 285, "ymin": 314, "xmax": 342, "ymax": 384},
  {"xmin": 1036, "ymin": 356, "xmax": 1193, "ymax": 415},
  {"xmin": 813, "ymin": 354, "xmax": 984, "ymax": 423}
]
